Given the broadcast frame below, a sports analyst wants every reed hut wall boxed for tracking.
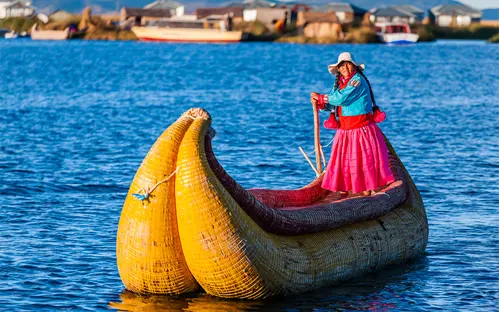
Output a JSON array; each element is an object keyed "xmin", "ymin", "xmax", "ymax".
[
  {"xmin": 303, "ymin": 22, "xmax": 343, "ymax": 38},
  {"xmin": 326, "ymin": 11, "xmax": 354, "ymax": 24},
  {"xmin": 244, "ymin": 8, "xmax": 291, "ymax": 29},
  {"xmin": 297, "ymin": 11, "xmax": 342, "ymax": 38}
]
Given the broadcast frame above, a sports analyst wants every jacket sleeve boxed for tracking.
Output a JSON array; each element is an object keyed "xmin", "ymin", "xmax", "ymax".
[
  {"xmin": 317, "ymin": 94, "xmax": 333, "ymax": 112},
  {"xmin": 326, "ymin": 79, "xmax": 363, "ymax": 107}
]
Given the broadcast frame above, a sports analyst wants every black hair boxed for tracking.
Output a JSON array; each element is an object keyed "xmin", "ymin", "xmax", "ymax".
[
  {"xmin": 333, "ymin": 72, "xmax": 342, "ymax": 91},
  {"xmin": 357, "ymin": 67, "xmax": 377, "ymax": 107}
]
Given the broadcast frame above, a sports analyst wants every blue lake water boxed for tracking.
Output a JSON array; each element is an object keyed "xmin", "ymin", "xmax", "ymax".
[{"xmin": 0, "ymin": 39, "xmax": 498, "ymax": 311}]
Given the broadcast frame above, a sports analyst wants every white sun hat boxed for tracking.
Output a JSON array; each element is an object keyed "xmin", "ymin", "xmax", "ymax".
[{"xmin": 328, "ymin": 52, "xmax": 365, "ymax": 75}]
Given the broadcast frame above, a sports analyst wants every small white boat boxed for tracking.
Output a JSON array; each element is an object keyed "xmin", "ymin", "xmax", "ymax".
[
  {"xmin": 31, "ymin": 24, "xmax": 70, "ymax": 41},
  {"xmin": 375, "ymin": 22, "xmax": 419, "ymax": 44},
  {"xmin": 30, "ymin": 24, "xmax": 85, "ymax": 41},
  {"xmin": 4, "ymin": 31, "xmax": 31, "ymax": 39},
  {"xmin": 20, "ymin": 31, "xmax": 30, "ymax": 39},
  {"xmin": 4, "ymin": 31, "xmax": 18, "ymax": 39}
]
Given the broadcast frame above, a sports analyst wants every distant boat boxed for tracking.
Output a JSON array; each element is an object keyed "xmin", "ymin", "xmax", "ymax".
[
  {"xmin": 132, "ymin": 26, "xmax": 245, "ymax": 43},
  {"xmin": 4, "ymin": 31, "xmax": 18, "ymax": 39},
  {"xmin": 30, "ymin": 24, "xmax": 86, "ymax": 41},
  {"xmin": 4, "ymin": 31, "xmax": 30, "ymax": 39},
  {"xmin": 375, "ymin": 22, "xmax": 419, "ymax": 44},
  {"xmin": 31, "ymin": 24, "xmax": 70, "ymax": 40},
  {"xmin": 132, "ymin": 18, "xmax": 245, "ymax": 43},
  {"xmin": 20, "ymin": 31, "xmax": 31, "ymax": 39}
]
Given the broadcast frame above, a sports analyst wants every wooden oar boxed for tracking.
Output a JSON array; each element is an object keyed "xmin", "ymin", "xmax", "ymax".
[
  {"xmin": 298, "ymin": 146, "xmax": 320, "ymax": 176},
  {"xmin": 320, "ymin": 145, "xmax": 326, "ymax": 168},
  {"xmin": 312, "ymin": 102, "xmax": 323, "ymax": 175}
]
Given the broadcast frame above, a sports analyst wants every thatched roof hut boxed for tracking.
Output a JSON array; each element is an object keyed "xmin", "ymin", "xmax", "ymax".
[
  {"xmin": 297, "ymin": 11, "xmax": 343, "ymax": 38},
  {"xmin": 48, "ymin": 10, "xmax": 74, "ymax": 22},
  {"xmin": 224, "ymin": 0, "xmax": 276, "ymax": 9},
  {"xmin": 120, "ymin": 7, "xmax": 172, "ymax": 25},
  {"xmin": 317, "ymin": 3, "xmax": 367, "ymax": 24},
  {"xmin": 195, "ymin": 7, "xmax": 244, "ymax": 19},
  {"xmin": 144, "ymin": 0, "xmax": 184, "ymax": 16}
]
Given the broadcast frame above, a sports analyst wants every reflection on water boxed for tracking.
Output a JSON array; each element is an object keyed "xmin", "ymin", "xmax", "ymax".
[
  {"xmin": 110, "ymin": 257, "xmax": 429, "ymax": 311},
  {"xmin": 110, "ymin": 291, "xmax": 264, "ymax": 312}
]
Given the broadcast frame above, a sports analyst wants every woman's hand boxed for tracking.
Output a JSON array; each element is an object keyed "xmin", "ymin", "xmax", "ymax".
[{"xmin": 310, "ymin": 92, "xmax": 319, "ymax": 105}]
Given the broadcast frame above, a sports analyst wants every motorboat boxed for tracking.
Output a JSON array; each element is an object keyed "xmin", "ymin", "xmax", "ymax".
[{"xmin": 375, "ymin": 22, "xmax": 419, "ymax": 44}]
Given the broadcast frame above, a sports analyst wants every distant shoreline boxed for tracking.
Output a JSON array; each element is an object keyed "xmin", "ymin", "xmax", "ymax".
[{"xmin": 1, "ymin": 16, "xmax": 498, "ymax": 44}]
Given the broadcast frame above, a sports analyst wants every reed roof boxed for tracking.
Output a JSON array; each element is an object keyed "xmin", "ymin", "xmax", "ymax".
[
  {"xmin": 297, "ymin": 11, "xmax": 339, "ymax": 27},
  {"xmin": 195, "ymin": 7, "xmax": 244, "ymax": 19},
  {"xmin": 122, "ymin": 7, "xmax": 172, "ymax": 18},
  {"xmin": 144, "ymin": 0, "xmax": 183, "ymax": 10}
]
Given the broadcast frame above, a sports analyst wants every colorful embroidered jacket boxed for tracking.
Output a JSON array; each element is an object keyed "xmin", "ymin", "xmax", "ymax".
[{"xmin": 319, "ymin": 72, "xmax": 373, "ymax": 116}]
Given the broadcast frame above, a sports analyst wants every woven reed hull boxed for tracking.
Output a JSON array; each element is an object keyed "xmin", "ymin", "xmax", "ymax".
[
  {"xmin": 175, "ymin": 113, "xmax": 428, "ymax": 299},
  {"xmin": 117, "ymin": 108, "xmax": 428, "ymax": 299}
]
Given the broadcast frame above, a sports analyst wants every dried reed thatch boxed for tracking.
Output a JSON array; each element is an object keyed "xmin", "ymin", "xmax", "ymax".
[
  {"xmin": 79, "ymin": 7, "xmax": 92, "ymax": 31},
  {"xmin": 362, "ymin": 12, "xmax": 372, "ymax": 26},
  {"xmin": 345, "ymin": 27, "xmax": 378, "ymax": 43}
]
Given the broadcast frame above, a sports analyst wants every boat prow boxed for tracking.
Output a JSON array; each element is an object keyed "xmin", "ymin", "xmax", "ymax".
[{"xmin": 116, "ymin": 108, "xmax": 428, "ymax": 299}]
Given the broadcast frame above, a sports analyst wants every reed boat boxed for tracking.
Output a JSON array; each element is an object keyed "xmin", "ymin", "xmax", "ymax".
[{"xmin": 116, "ymin": 108, "xmax": 428, "ymax": 299}]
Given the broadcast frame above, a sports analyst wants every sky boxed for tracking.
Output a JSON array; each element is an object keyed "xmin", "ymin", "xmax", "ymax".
[{"xmin": 459, "ymin": 0, "xmax": 499, "ymax": 9}]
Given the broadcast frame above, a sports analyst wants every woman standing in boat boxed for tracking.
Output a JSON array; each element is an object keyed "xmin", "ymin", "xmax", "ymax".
[{"xmin": 310, "ymin": 52, "xmax": 394, "ymax": 196}]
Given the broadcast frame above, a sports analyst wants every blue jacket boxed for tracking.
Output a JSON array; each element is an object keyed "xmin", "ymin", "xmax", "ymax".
[{"xmin": 323, "ymin": 72, "xmax": 373, "ymax": 116}]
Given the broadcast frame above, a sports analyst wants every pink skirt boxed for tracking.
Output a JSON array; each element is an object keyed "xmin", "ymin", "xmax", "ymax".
[{"xmin": 322, "ymin": 122, "xmax": 395, "ymax": 194}]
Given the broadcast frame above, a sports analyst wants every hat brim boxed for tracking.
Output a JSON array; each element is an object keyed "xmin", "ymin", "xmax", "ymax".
[{"xmin": 328, "ymin": 62, "xmax": 365, "ymax": 75}]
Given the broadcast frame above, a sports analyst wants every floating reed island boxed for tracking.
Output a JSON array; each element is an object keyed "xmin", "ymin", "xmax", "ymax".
[
  {"xmin": 2, "ymin": 12, "xmax": 497, "ymax": 43},
  {"xmin": 116, "ymin": 108, "xmax": 429, "ymax": 299},
  {"xmin": 0, "ymin": 8, "xmax": 137, "ymax": 41}
]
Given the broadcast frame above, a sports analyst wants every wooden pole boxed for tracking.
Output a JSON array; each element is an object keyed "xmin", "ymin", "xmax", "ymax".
[
  {"xmin": 320, "ymin": 145, "xmax": 326, "ymax": 168},
  {"xmin": 299, "ymin": 146, "xmax": 320, "ymax": 176},
  {"xmin": 312, "ymin": 103, "xmax": 322, "ymax": 174}
]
